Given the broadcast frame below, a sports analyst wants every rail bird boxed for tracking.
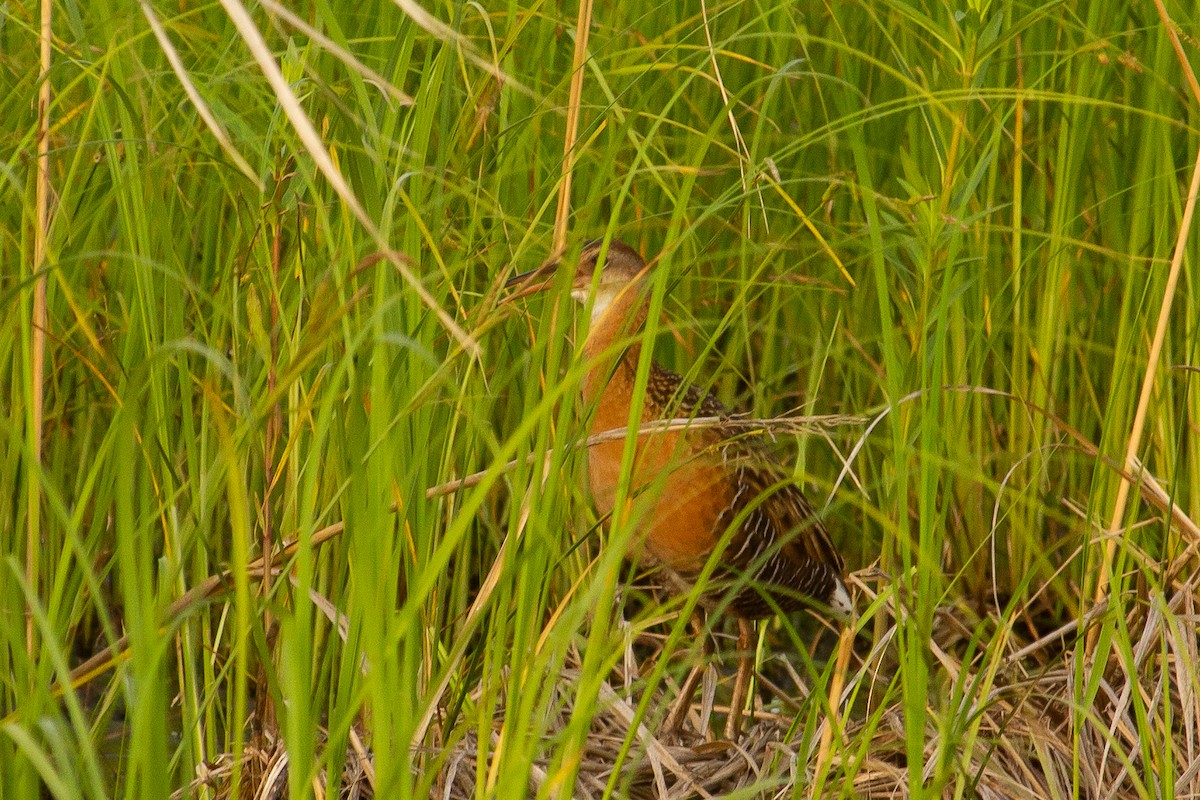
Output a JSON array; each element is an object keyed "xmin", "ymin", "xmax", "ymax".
[{"xmin": 506, "ymin": 237, "xmax": 850, "ymax": 739}]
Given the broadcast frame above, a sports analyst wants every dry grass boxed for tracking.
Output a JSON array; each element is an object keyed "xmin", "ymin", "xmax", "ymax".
[{"xmin": 196, "ymin": 566, "xmax": 1200, "ymax": 800}]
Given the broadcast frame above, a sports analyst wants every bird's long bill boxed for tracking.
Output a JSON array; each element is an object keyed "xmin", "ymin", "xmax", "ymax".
[{"xmin": 502, "ymin": 259, "xmax": 561, "ymax": 302}]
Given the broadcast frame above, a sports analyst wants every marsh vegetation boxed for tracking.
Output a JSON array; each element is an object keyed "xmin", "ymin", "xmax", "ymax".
[{"xmin": 2, "ymin": 0, "xmax": 1199, "ymax": 797}]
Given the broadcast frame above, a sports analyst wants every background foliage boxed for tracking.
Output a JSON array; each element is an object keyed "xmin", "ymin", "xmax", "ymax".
[{"xmin": 2, "ymin": 0, "xmax": 1198, "ymax": 797}]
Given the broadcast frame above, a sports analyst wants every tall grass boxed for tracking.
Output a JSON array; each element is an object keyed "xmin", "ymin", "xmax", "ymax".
[{"xmin": 2, "ymin": 0, "xmax": 1198, "ymax": 797}]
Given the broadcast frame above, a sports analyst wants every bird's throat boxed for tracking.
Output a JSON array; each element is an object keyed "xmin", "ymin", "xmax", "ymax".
[{"xmin": 581, "ymin": 286, "xmax": 648, "ymax": 407}]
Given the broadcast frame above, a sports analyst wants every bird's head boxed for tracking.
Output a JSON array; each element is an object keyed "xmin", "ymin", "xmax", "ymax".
[{"xmin": 505, "ymin": 238, "xmax": 649, "ymax": 319}]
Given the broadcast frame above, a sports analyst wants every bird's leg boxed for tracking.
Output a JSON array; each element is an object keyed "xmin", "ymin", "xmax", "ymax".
[
  {"xmin": 664, "ymin": 613, "xmax": 710, "ymax": 733},
  {"xmin": 723, "ymin": 617, "xmax": 756, "ymax": 741}
]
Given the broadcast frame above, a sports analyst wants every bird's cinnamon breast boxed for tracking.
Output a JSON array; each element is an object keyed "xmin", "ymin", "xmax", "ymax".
[{"xmin": 587, "ymin": 427, "xmax": 728, "ymax": 571}]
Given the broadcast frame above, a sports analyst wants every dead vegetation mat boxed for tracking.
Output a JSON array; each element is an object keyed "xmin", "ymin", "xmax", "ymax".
[{"xmin": 200, "ymin": 579, "xmax": 1200, "ymax": 799}]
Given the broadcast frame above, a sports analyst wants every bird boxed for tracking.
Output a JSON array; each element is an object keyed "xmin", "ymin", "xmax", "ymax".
[{"xmin": 506, "ymin": 237, "xmax": 850, "ymax": 739}]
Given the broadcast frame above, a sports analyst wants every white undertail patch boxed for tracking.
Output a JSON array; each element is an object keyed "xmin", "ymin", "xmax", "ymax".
[{"xmin": 829, "ymin": 579, "xmax": 853, "ymax": 616}]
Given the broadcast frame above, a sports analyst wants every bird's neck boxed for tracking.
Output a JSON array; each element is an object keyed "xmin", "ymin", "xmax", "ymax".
[{"xmin": 581, "ymin": 284, "xmax": 649, "ymax": 409}]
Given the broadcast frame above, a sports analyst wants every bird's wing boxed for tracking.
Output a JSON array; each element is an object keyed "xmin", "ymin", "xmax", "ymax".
[
  {"xmin": 721, "ymin": 452, "xmax": 844, "ymax": 572},
  {"xmin": 646, "ymin": 363, "xmax": 731, "ymax": 420}
]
